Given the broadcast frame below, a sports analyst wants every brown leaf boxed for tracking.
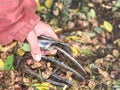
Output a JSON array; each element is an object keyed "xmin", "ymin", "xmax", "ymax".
[
  {"xmin": 98, "ymin": 68, "xmax": 110, "ymax": 81},
  {"xmin": 14, "ymin": 84, "xmax": 22, "ymax": 90},
  {"xmin": 23, "ymin": 77, "xmax": 30, "ymax": 85},
  {"xmin": 112, "ymin": 49, "xmax": 119, "ymax": 58},
  {"xmin": 88, "ymin": 76, "xmax": 96, "ymax": 89},
  {"xmin": 10, "ymin": 71, "xmax": 15, "ymax": 85},
  {"xmin": 81, "ymin": 33, "xmax": 92, "ymax": 44},
  {"xmin": 0, "ymin": 71, "xmax": 3, "ymax": 79},
  {"xmin": 65, "ymin": 71, "xmax": 73, "ymax": 81},
  {"xmin": 0, "ymin": 42, "xmax": 17, "ymax": 52},
  {"xmin": 84, "ymin": 66, "xmax": 91, "ymax": 74},
  {"xmin": 31, "ymin": 61, "xmax": 43, "ymax": 69},
  {"xmin": 67, "ymin": 21, "xmax": 75, "ymax": 29},
  {"xmin": 42, "ymin": 68, "xmax": 52, "ymax": 79}
]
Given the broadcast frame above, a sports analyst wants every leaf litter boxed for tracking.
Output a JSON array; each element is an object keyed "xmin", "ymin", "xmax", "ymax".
[{"xmin": 0, "ymin": 0, "xmax": 120, "ymax": 90}]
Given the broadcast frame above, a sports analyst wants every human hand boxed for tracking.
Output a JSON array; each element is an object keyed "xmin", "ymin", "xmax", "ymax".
[{"xmin": 26, "ymin": 21, "xmax": 58, "ymax": 61}]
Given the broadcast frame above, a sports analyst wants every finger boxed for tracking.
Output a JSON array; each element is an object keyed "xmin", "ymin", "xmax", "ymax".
[
  {"xmin": 43, "ymin": 30, "xmax": 58, "ymax": 40},
  {"xmin": 26, "ymin": 30, "xmax": 41, "ymax": 61},
  {"xmin": 34, "ymin": 21, "xmax": 59, "ymax": 40}
]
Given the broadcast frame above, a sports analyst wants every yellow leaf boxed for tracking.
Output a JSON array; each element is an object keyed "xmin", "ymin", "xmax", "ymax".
[
  {"xmin": 17, "ymin": 48, "xmax": 25, "ymax": 56},
  {"xmin": 54, "ymin": 28, "xmax": 62, "ymax": 33},
  {"xmin": 0, "ymin": 59, "xmax": 4, "ymax": 70},
  {"xmin": 45, "ymin": 0, "xmax": 53, "ymax": 8},
  {"xmin": 66, "ymin": 36, "xmax": 80, "ymax": 41},
  {"xmin": 77, "ymin": 31, "xmax": 83, "ymax": 36},
  {"xmin": 104, "ymin": 21, "xmax": 113, "ymax": 32},
  {"xmin": 71, "ymin": 47, "xmax": 79, "ymax": 55},
  {"xmin": 58, "ymin": 3, "xmax": 63, "ymax": 10},
  {"xmin": 33, "ymin": 82, "xmax": 52, "ymax": 90},
  {"xmin": 88, "ymin": 2, "xmax": 94, "ymax": 7}
]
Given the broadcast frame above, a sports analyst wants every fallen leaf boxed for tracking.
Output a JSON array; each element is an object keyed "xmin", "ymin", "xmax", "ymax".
[
  {"xmin": 0, "ymin": 59, "xmax": 4, "ymax": 71},
  {"xmin": 81, "ymin": 49, "xmax": 93, "ymax": 56},
  {"xmin": 0, "ymin": 42, "xmax": 17, "ymax": 52},
  {"xmin": 42, "ymin": 68, "xmax": 52, "ymax": 79},
  {"xmin": 87, "ymin": 9, "xmax": 96, "ymax": 21},
  {"xmin": 54, "ymin": 28, "xmax": 62, "ymax": 33},
  {"xmin": 17, "ymin": 48, "xmax": 25, "ymax": 56},
  {"xmin": 58, "ymin": 3, "xmax": 63, "ymax": 10},
  {"xmin": 112, "ymin": 49, "xmax": 119, "ymax": 58},
  {"xmin": 94, "ymin": 27, "xmax": 103, "ymax": 34},
  {"xmin": 53, "ymin": 8, "xmax": 59, "ymax": 16},
  {"xmin": 88, "ymin": 76, "xmax": 96, "ymax": 89},
  {"xmin": 66, "ymin": 36, "xmax": 81, "ymax": 41},
  {"xmin": 76, "ymin": 31, "xmax": 83, "ymax": 36},
  {"xmin": 32, "ymin": 82, "xmax": 53, "ymax": 90},
  {"xmin": 86, "ymin": 32, "xmax": 96, "ymax": 38},
  {"xmin": 4, "ymin": 54, "xmax": 14, "ymax": 71},
  {"xmin": 95, "ymin": 58, "xmax": 104, "ymax": 67},
  {"xmin": 84, "ymin": 66, "xmax": 91, "ymax": 74},
  {"xmin": 71, "ymin": 47, "xmax": 79, "ymax": 56},
  {"xmin": 10, "ymin": 71, "xmax": 15, "ymax": 85},
  {"xmin": 0, "ymin": 52, "xmax": 8, "ymax": 60},
  {"xmin": 104, "ymin": 21, "xmax": 113, "ymax": 32},
  {"xmin": 31, "ymin": 61, "xmax": 42, "ymax": 69},
  {"xmin": 88, "ymin": 2, "xmax": 94, "ymax": 7},
  {"xmin": 45, "ymin": 0, "xmax": 53, "ymax": 8},
  {"xmin": 20, "ymin": 43, "xmax": 30, "ymax": 52},
  {"xmin": 14, "ymin": 84, "xmax": 22, "ymax": 90},
  {"xmin": 81, "ymin": 33, "xmax": 92, "ymax": 43},
  {"xmin": 63, "ymin": 85, "xmax": 69, "ymax": 90},
  {"xmin": 98, "ymin": 68, "xmax": 110, "ymax": 81},
  {"xmin": 23, "ymin": 77, "xmax": 30, "ymax": 85},
  {"xmin": 67, "ymin": 21, "xmax": 75, "ymax": 29}
]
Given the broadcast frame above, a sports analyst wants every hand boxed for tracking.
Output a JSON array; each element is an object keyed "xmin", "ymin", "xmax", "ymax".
[{"xmin": 26, "ymin": 21, "xmax": 58, "ymax": 61}]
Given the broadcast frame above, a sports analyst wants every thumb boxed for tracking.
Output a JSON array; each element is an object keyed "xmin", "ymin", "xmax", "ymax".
[{"xmin": 26, "ymin": 30, "xmax": 41, "ymax": 61}]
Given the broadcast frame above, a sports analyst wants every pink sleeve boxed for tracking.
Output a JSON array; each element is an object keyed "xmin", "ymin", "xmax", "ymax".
[{"xmin": 0, "ymin": 0, "xmax": 40, "ymax": 45}]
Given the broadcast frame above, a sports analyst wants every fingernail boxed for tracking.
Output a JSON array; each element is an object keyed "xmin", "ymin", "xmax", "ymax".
[{"xmin": 34, "ymin": 55, "xmax": 41, "ymax": 61}]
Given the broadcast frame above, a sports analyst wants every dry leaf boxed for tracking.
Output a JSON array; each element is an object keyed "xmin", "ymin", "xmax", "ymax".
[
  {"xmin": 84, "ymin": 66, "xmax": 91, "ymax": 74},
  {"xmin": 88, "ymin": 76, "xmax": 96, "ymax": 89},
  {"xmin": 14, "ymin": 84, "xmax": 22, "ymax": 90},
  {"xmin": 58, "ymin": 3, "xmax": 63, "ymax": 10},
  {"xmin": 98, "ymin": 68, "xmax": 110, "ymax": 81},
  {"xmin": 32, "ymin": 82, "xmax": 55, "ymax": 90},
  {"xmin": 0, "ymin": 59, "xmax": 4, "ymax": 71},
  {"xmin": 77, "ymin": 31, "xmax": 83, "ymax": 36},
  {"xmin": 67, "ymin": 21, "xmax": 75, "ymax": 29},
  {"xmin": 112, "ymin": 49, "xmax": 119, "ymax": 58},
  {"xmin": 65, "ymin": 71, "xmax": 73, "ymax": 81},
  {"xmin": 53, "ymin": 8, "xmax": 59, "ymax": 16},
  {"xmin": 10, "ymin": 71, "xmax": 15, "ymax": 85},
  {"xmin": 42, "ymin": 68, "xmax": 52, "ymax": 79},
  {"xmin": 0, "ymin": 52, "xmax": 8, "ymax": 60},
  {"xmin": 71, "ymin": 47, "xmax": 79, "ymax": 57},
  {"xmin": 66, "ymin": 36, "xmax": 81, "ymax": 41},
  {"xmin": 0, "ymin": 71, "xmax": 3, "ymax": 79},
  {"xmin": 81, "ymin": 33, "xmax": 92, "ymax": 43},
  {"xmin": 0, "ymin": 42, "xmax": 17, "ymax": 52},
  {"xmin": 23, "ymin": 77, "xmax": 30, "ymax": 85},
  {"xmin": 31, "ymin": 61, "xmax": 42, "ymax": 69},
  {"xmin": 45, "ymin": 0, "xmax": 53, "ymax": 8},
  {"xmin": 63, "ymin": 85, "xmax": 69, "ymax": 90},
  {"xmin": 103, "ymin": 21, "xmax": 113, "ymax": 32},
  {"xmin": 95, "ymin": 58, "xmax": 104, "ymax": 67},
  {"xmin": 17, "ymin": 48, "xmax": 25, "ymax": 56}
]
